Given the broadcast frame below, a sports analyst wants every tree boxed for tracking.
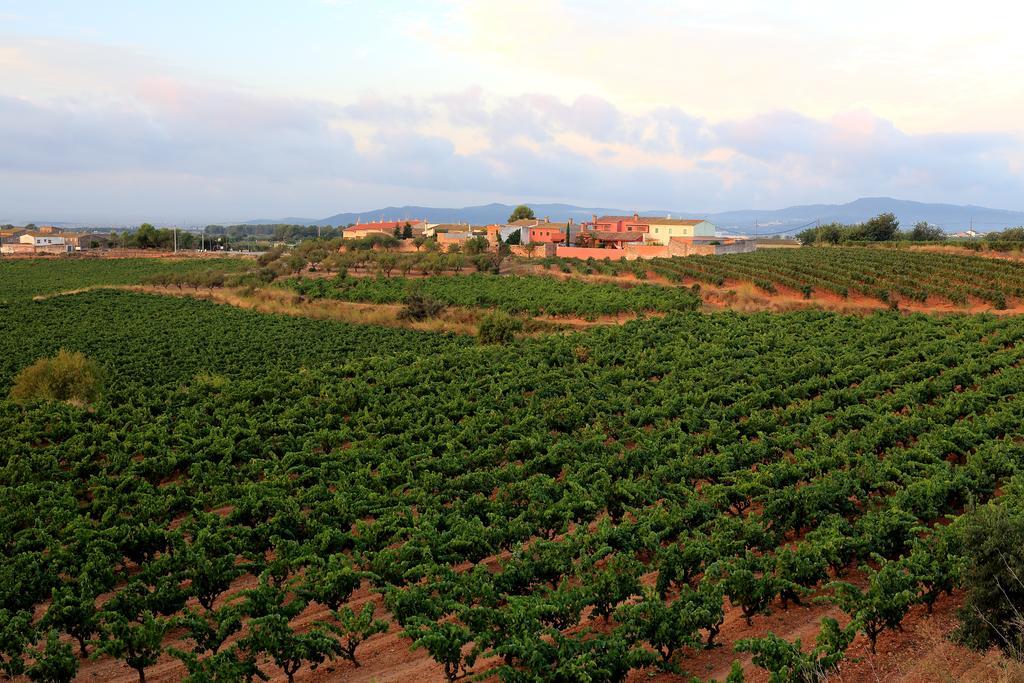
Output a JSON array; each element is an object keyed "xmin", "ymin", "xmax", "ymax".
[
  {"xmin": 377, "ymin": 253, "xmax": 398, "ymax": 277},
  {"xmin": 712, "ymin": 555, "xmax": 779, "ymax": 626},
  {"xmin": 402, "ymin": 223, "xmax": 414, "ymax": 239},
  {"xmin": 505, "ymin": 229, "xmax": 522, "ymax": 246},
  {"xmin": 9, "ymin": 350, "xmax": 103, "ymax": 405},
  {"xmin": 861, "ymin": 213, "xmax": 900, "ymax": 241},
  {"xmin": 393, "ymin": 225, "xmax": 402, "ymax": 239},
  {"xmin": 905, "ymin": 533, "xmax": 961, "ymax": 614},
  {"xmin": 330, "ymin": 603, "xmax": 388, "ymax": 667},
  {"xmin": 507, "ymin": 205, "xmax": 535, "ymax": 223},
  {"xmin": 464, "ymin": 236, "xmax": 490, "ymax": 255},
  {"xmin": 909, "ymin": 221, "xmax": 945, "ymax": 241}
]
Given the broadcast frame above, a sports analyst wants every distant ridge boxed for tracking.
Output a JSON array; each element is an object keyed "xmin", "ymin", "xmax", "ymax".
[{"xmin": 244, "ymin": 197, "xmax": 1024, "ymax": 234}]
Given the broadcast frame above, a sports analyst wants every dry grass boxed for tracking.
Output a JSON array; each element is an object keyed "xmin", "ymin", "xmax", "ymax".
[{"xmin": 120, "ymin": 285, "xmax": 487, "ymax": 335}]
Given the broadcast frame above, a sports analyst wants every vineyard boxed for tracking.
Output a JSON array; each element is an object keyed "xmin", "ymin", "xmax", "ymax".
[
  {"xmin": 0, "ymin": 258, "xmax": 249, "ymax": 302},
  {"xmin": 648, "ymin": 248, "xmax": 1024, "ymax": 308},
  {"xmin": 3, "ymin": 276, "xmax": 1024, "ymax": 680},
  {"xmin": 281, "ymin": 273, "xmax": 701, "ymax": 318}
]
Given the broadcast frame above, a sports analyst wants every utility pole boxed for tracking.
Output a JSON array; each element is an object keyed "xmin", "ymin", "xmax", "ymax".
[{"xmin": 173, "ymin": 224, "xmax": 177, "ymax": 253}]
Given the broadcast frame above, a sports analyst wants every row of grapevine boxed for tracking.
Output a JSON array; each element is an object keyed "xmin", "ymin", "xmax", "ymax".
[
  {"xmin": 0, "ymin": 257, "xmax": 249, "ymax": 302},
  {"xmin": 646, "ymin": 248, "xmax": 1024, "ymax": 307}
]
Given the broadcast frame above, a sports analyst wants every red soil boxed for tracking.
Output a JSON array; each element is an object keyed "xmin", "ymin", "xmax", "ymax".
[{"xmin": 55, "ymin": 567, "xmax": 1006, "ymax": 683}]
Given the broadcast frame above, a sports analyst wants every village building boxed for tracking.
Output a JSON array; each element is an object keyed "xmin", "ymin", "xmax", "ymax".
[
  {"xmin": 1, "ymin": 232, "xmax": 73, "ymax": 255},
  {"xmin": 343, "ymin": 219, "xmax": 425, "ymax": 239},
  {"xmin": 643, "ymin": 218, "xmax": 716, "ymax": 245}
]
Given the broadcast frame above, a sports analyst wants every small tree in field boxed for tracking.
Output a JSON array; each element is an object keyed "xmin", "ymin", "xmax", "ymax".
[{"xmin": 9, "ymin": 350, "xmax": 103, "ymax": 405}]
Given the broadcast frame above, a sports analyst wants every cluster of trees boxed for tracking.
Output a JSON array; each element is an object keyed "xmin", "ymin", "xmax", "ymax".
[
  {"xmin": 796, "ymin": 213, "xmax": 945, "ymax": 245},
  {"xmin": 117, "ymin": 223, "xmax": 196, "ymax": 250},
  {"xmin": 204, "ymin": 224, "xmax": 344, "ymax": 242}
]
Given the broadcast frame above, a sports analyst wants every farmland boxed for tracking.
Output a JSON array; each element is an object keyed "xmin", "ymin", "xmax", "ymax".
[
  {"xmin": 282, "ymin": 273, "xmax": 701, "ymax": 318},
  {"xmin": 2, "ymin": 252, "xmax": 1024, "ymax": 681},
  {"xmin": 0, "ymin": 257, "xmax": 250, "ymax": 303},
  {"xmin": 647, "ymin": 248, "xmax": 1024, "ymax": 308}
]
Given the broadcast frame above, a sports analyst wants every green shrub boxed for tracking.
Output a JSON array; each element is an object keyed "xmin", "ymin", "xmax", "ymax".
[
  {"xmin": 954, "ymin": 502, "xmax": 1024, "ymax": 655},
  {"xmin": 9, "ymin": 350, "xmax": 103, "ymax": 405},
  {"xmin": 398, "ymin": 293, "xmax": 446, "ymax": 321},
  {"xmin": 477, "ymin": 311, "xmax": 523, "ymax": 344}
]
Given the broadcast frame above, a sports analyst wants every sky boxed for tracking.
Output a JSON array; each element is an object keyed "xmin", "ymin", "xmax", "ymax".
[{"xmin": 1, "ymin": 0, "xmax": 1023, "ymax": 224}]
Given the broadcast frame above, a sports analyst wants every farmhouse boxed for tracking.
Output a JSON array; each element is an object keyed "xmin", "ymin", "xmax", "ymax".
[
  {"xmin": 643, "ymin": 218, "xmax": 716, "ymax": 245},
  {"xmin": 501, "ymin": 217, "xmax": 569, "ymax": 244},
  {"xmin": 343, "ymin": 219, "xmax": 424, "ymax": 239},
  {"xmin": 1, "ymin": 233, "xmax": 73, "ymax": 255}
]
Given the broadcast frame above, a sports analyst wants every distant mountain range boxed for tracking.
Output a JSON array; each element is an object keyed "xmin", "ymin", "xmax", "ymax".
[{"xmin": 246, "ymin": 197, "xmax": 1024, "ymax": 234}]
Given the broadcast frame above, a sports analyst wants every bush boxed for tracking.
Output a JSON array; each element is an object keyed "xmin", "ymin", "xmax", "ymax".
[
  {"xmin": 398, "ymin": 293, "xmax": 446, "ymax": 321},
  {"xmin": 477, "ymin": 311, "xmax": 523, "ymax": 344},
  {"xmin": 9, "ymin": 350, "xmax": 103, "ymax": 405},
  {"xmin": 955, "ymin": 502, "xmax": 1024, "ymax": 655}
]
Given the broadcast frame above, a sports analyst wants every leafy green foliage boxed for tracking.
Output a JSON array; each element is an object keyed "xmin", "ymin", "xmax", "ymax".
[
  {"xmin": 5, "ymin": 264, "xmax": 1024, "ymax": 680},
  {"xmin": 0, "ymin": 257, "xmax": 247, "ymax": 302},
  {"xmin": 284, "ymin": 273, "xmax": 702, "ymax": 317},
  {"xmin": 398, "ymin": 292, "xmax": 447, "ymax": 321},
  {"xmin": 25, "ymin": 629, "xmax": 78, "ymax": 683},
  {"xmin": 9, "ymin": 350, "xmax": 103, "ymax": 404},
  {"xmin": 477, "ymin": 310, "xmax": 523, "ymax": 344},
  {"xmin": 507, "ymin": 205, "xmax": 536, "ymax": 223},
  {"xmin": 735, "ymin": 617, "xmax": 855, "ymax": 682},
  {"xmin": 330, "ymin": 603, "xmax": 387, "ymax": 666},
  {"xmin": 954, "ymin": 501, "xmax": 1024, "ymax": 654},
  {"xmin": 832, "ymin": 560, "xmax": 916, "ymax": 653},
  {"xmin": 241, "ymin": 614, "xmax": 339, "ymax": 683},
  {"xmin": 651, "ymin": 247, "xmax": 1024, "ymax": 307}
]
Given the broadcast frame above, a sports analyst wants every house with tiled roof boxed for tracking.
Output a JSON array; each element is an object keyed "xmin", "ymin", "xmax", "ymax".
[{"xmin": 644, "ymin": 217, "xmax": 716, "ymax": 245}]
